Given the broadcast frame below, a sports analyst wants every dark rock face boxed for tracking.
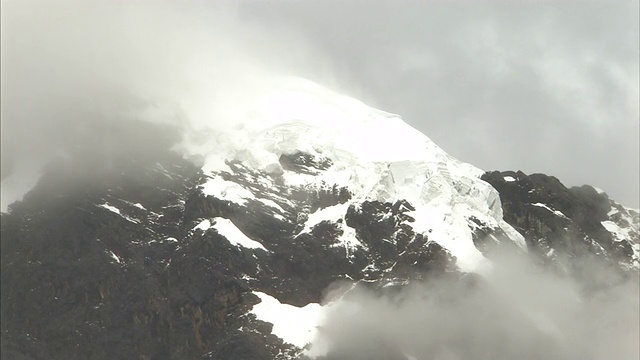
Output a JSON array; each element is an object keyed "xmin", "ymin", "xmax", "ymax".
[
  {"xmin": 0, "ymin": 153, "xmax": 288, "ymax": 360},
  {"xmin": 344, "ymin": 200, "xmax": 456, "ymax": 282},
  {"xmin": 279, "ymin": 152, "xmax": 332, "ymax": 175},
  {"xmin": 1, "ymin": 152, "xmax": 636, "ymax": 359},
  {"xmin": 481, "ymin": 171, "xmax": 638, "ymax": 272},
  {"xmin": 0, "ymin": 151, "xmax": 457, "ymax": 359},
  {"xmin": 2, "ymin": 152, "xmax": 198, "ymax": 359}
]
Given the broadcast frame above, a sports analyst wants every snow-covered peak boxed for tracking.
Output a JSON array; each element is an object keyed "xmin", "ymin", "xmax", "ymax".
[
  {"xmin": 185, "ymin": 77, "xmax": 477, "ymax": 198},
  {"xmin": 4, "ymin": 77, "xmax": 635, "ymax": 360},
  {"xmin": 182, "ymin": 77, "xmax": 457, "ymax": 173},
  {"xmin": 187, "ymin": 78, "xmax": 525, "ymax": 272}
]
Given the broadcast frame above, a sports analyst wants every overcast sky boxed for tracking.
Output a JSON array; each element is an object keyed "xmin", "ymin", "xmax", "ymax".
[
  {"xmin": 1, "ymin": 0, "xmax": 638, "ymax": 208},
  {"xmin": 237, "ymin": 0, "xmax": 639, "ymax": 207}
]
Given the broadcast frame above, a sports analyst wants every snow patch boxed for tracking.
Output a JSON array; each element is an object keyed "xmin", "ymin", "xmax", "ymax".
[
  {"xmin": 299, "ymin": 203, "xmax": 350, "ymax": 235},
  {"xmin": 256, "ymin": 197, "xmax": 284, "ymax": 211},
  {"xmin": 132, "ymin": 202, "xmax": 146, "ymax": 210},
  {"xmin": 409, "ymin": 204, "xmax": 490, "ymax": 273},
  {"xmin": 334, "ymin": 224, "xmax": 362, "ymax": 253},
  {"xmin": 298, "ymin": 203, "xmax": 363, "ymax": 253},
  {"xmin": 200, "ymin": 176, "xmax": 255, "ymax": 205},
  {"xmin": 211, "ymin": 217, "xmax": 267, "ymax": 250},
  {"xmin": 503, "ymin": 176, "xmax": 516, "ymax": 182},
  {"xmin": 107, "ymin": 250, "xmax": 122, "ymax": 264},
  {"xmin": 499, "ymin": 220, "xmax": 527, "ymax": 250},
  {"xmin": 193, "ymin": 219, "xmax": 211, "ymax": 231},
  {"xmin": 98, "ymin": 203, "xmax": 140, "ymax": 223},
  {"xmin": 99, "ymin": 203, "xmax": 122, "ymax": 215},
  {"xmin": 530, "ymin": 203, "xmax": 570, "ymax": 220},
  {"xmin": 601, "ymin": 220, "xmax": 632, "ymax": 242},
  {"xmin": 250, "ymin": 292, "xmax": 324, "ymax": 348}
]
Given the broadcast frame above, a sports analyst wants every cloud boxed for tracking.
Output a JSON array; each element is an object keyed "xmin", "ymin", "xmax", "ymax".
[
  {"xmin": 308, "ymin": 252, "xmax": 639, "ymax": 360},
  {"xmin": 2, "ymin": 1, "xmax": 637, "ymax": 210},
  {"xmin": 0, "ymin": 0, "xmax": 334, "ymax": 211},
  {"xmin": 238, "ymin": 0, "xmax": 639, "ymax": 207}
]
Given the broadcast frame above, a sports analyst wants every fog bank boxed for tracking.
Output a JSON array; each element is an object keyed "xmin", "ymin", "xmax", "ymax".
[
  {"xmin": 309, "ymin": 253, "xmax": 639, "ymax": 360},
  {"xmin": 0, "ymin": 0, "xmax": 337, "ymax": 211}
]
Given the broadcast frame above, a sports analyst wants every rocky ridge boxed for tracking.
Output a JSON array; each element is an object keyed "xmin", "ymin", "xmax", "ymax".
[
  {"xmin": 1, "ymin": 78, "xmax": 637, "ymax": 360},
  {"xmin": 1, "ymin": 148, "xmax": 637, "ymax": 359}
]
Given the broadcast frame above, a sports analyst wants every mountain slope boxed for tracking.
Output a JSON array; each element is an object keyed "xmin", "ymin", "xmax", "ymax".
[
  {"xmin": 1, "ymin": 79, "xmax": 637, "ymax": 359},
  {"xmin": 482, "ymin": 170, "xmax": 638, "ymax": 271}
]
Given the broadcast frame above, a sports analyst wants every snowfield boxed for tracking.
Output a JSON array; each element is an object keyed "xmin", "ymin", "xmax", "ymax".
[{"xmin": 186, "ymin": 77, "xmax": 526, "ymax": 273}]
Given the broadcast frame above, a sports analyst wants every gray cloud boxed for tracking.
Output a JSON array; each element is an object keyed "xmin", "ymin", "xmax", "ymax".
[
  {"xmin": 0, "ymin": 0, "xmax": 334, "ymax": 210},
  {"xmin": 238, "ymin": 0, "xmax": 639, "ymax": 207},
  {"xmin": 1, "ymin": 1, "xmax": 638, "ymax": 210},
  {"xmin": 309, "ymin": 252, "xmax": 639, "ymax": 359}
]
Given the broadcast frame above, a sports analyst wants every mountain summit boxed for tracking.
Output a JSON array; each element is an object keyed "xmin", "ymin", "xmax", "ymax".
[
  {"xmin": 1, "ymin": 79, "xmax": 638, "ymax": 359},
  {"xmin": 183, "ymin": 77, "xmax": 527, "ymax": 273}
]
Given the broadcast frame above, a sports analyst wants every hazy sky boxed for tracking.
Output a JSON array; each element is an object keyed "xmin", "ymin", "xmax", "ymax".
[
  {"xmin": 236, "ymin": 0, "xmax": 639, "ymax": 207},
  {"xmin": 1, "ymin": 0, "xmax": 638, "ymax": 208}
]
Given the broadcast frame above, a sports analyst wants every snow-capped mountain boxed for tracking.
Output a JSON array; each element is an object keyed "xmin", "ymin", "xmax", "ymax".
[{"xmin": 1, "ymin": 79, "xmax": 638, "ymax": 359}]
